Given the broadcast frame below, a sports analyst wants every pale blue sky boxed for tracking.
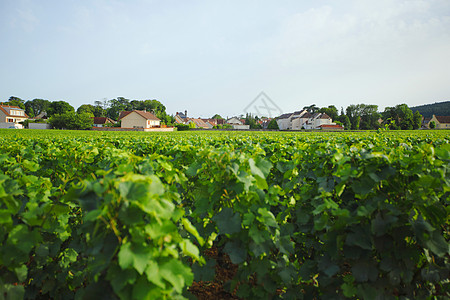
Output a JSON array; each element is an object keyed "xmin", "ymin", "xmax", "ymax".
[{"xmin": 1, "ymin": 0, "xmax": 449, "ymax": 118}]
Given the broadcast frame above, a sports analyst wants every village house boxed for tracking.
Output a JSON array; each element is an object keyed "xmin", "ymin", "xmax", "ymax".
[
  {"xmin": 92, "ymin": 117, "xmax": 115, "ymax": 127},
  {"xmin": 175, "ymin": 111, "xmax": 188, "ymax": 124},
  {"xmin": 118, "ymin": 110, "xmax": 160, "ymax": 129},
  {"xmin": 226, "ymin": 117, "xmax": 250, "ymax": 130},
  {"xmin": 423, "ymin": 115, "xmax": 450, "ymax": 129},
  {"xmin": 186, "ymin": 118, "xmax": 210, "ymax": 129},
  {"xmin": 0, "ymin": 105, "xmax": 28, "ymax": 128},
  {"xmin": 277, "ymin": 109, "xmax": 340, "ymax": 130}
]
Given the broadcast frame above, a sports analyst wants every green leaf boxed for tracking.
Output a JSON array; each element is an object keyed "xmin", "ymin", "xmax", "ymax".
[
  {"xmin": 224, "ymin": 240, "xmax": 247, "ymax": 264},
  {"xmin": 7, "ymin": 225, "xmax": 41, "ymax": 254},
  {"xmin": 1, "ymin": 284, "xmax": 25, "ymax": 300},
  {"xmin": 425, "ymin": 231, "xmax": 449, "ymax": 257},
  {"xmin": 132, "ymin": 276, "xmax": 157, "ymax": 300},
  {"xmin": 14, "ymin": 265, "xmax": 28, "ymax": 282},
  {"xmin": 212, "ymin": 207, "xmax": 241, "ymax": 235},
  {"xmin": 249, "ymin": 158, "xmax": 265, "ymax": 179},
  {"xmin": 145, "ymin": 261, "xmax": 165, "ymax": 289},
  {"xmin": 180, "ymin": 239, "xmax": 200, "ymax": 261},
  {"xmin": 371, "ymin": 212, "xmax": 398, "ymax": 236},
  {"xmin": 299, "ymin": 260, "xmax": 316, "ymax": 280},
  {"xmin": 351, "ymin": 177, "xmax": 376, "ymax": 196},
  {"xmin": 118, "ymin": 242, "xmax": 152, "ymax": 275},
  {"xmin": 257, "ymin": 208, "xmax": 278, "ymax": 228},
  {"xmin": 346, "ymin": 227, "xmax": 372, "ymax": 250},
  {"xmin": 351, "ymin": 261, "xmax": 378, "ymax": 282},
  {"xmin": 160, "ymin": 259, "xmax": 193, "ymax": 293},
  {"xmin": 181, "ymin": 218, "xmax": 204, "ymax": 246},
  {"xmin": 192, "ymin": 259, "xmax": 216, "ymax": 282},
  {"xmin": 341, "ymin": 282, "xmax": 357, "ymax": 298}
]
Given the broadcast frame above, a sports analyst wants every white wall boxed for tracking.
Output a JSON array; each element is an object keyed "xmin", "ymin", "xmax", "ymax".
[
  {"xmin": 29, "ymin": 123, "xmax": 51, "ymax": 129},
  {"xmin": 0, "ymin": 122, "xmax": 23, "ymax": 129}
]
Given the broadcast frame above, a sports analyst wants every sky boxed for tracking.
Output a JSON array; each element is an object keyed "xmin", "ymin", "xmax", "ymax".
[{"xmin": 1, "ymin": 0, "xmax": 449, "ymax": 118}]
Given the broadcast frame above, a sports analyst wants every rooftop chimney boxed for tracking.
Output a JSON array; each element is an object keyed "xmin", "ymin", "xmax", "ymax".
[{"xmin": 185, "ymin": 110, "xmax": 187, "ymax": 117}]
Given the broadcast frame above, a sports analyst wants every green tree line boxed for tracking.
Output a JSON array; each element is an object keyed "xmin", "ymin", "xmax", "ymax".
[
  {"xmin": 2, "ymin": 96, "xmax": 174, "ymax": 129},
  {"xmin": 300, "ymin": 103, "xmax": 422, "ymax": 130}
]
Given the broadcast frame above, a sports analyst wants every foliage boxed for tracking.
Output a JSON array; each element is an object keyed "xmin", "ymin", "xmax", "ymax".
[
  {"xmin": 267, "ymin": 119, "xmax": 279, "ymax": 130},
  {"xmin": 213, "ymin": 124, "xmax": 233, "ymax": 129},
  {"xmin": 346, "ymin": 104, "xmax": 380, "ymax": 130},
  {"xmin": 211, "ymin": 114, "xmax": 224, "ymax": 119},
  {"xmin": 319, "ymin": 105, "xmax": 338, "ymax": 121},
  {"xmin": 174, "ymin": 123, "xmax": 190, "ymax": 131},
  {"xmin": 413, "ymin": 110, "xmax": 423, "ymax": 130},
  {"xmin": 25, "ymin": 99, "xmax": 51, "ymax": 117},
  {"xmin": 383, "ymin": 104, "xmax": 416, "ymax": 130},
  {"xmin": 106, "ymin": 97, "xmax": 170, "ymax": 124},
  {"xmin": 303, "ymin": 104, "xmax": 319, "ymax": 113},
  {"xmin": 76, "ymin": 104, "xmax": 96, "ymax": 116},
  {"xmin": 0, "ymin": 130, "xmax": 449, "ymax": 299},
  {"xmin": 5, "ymin": 96, "xmax": 26, "ymax": 109},
  {"xmin": 47, "ymin": 101, "xmax": 75, "ymax": 117},
  {"xmin": 244, "ymin": 114, "xmax": 262, "ymax": 129},
  {"xmin": 410, "ymin": 101, "xmax": 450, "ymax": 118},
  {"xmin": 49, "ymin": 112, "xmax": 94, "ymax": 130},
  {"xmin": 338, "ymin": 114, "xmax": 351, "ymax": 130},
  {"xmin": 430, "ymin": 121, "xmax": 436, "ymax": 129}
]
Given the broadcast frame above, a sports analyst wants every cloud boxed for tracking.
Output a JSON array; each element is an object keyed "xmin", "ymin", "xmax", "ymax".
[
  {"xmin": 10, "ymin": 6, "xmax": 39, "ymax": 32},
  {"xmin": 272, "ymin": 0, "xmax": 450, "ymax": 68}
]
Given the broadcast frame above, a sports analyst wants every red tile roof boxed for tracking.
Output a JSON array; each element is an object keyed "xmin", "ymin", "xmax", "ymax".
[
  {"xmin": 435, "ymin": 116, "xmax": 450, "ymax": 124},
  {"xmin": 93, "ymin": 117, "xmax": 115, "ymax": 124},
  {"xmin": 118, "ymin": 110, "xmax": 160, "ymax": 121},
  {"xmin": 0, "ymin": 105, "xmax": 29, "ymax": 118},
  {"xmin": 188, "ymin": 118, "xmax": 209, "ymax": 128},
  {"xmin": 134, "ymin": 110, "xmax": 160, "ymax": 121},
  {"xmin": 118, "ymin": 111, "xmax": 132, "ymax": 120}
]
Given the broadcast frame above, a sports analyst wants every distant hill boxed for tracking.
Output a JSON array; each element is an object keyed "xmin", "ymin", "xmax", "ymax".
[{"xmin": 410, "ymin": 101, "xmax": 450, "ymax": 118}]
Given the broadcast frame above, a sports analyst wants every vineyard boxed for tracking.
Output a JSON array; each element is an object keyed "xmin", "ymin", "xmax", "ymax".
[{"xmin": 0, "ymin": 129, "xmax": 449, "ymax": 299}]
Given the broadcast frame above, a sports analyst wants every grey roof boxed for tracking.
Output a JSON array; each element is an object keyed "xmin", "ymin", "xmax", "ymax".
[{"xmin": 278, "ymin": 113, "xmax": 293, "ymax": 119}]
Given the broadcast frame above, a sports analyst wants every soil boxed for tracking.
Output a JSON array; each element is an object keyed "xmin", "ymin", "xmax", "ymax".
[{"xmin": 188, "ymin": 247, "xmax": 241, "ymax": 300}]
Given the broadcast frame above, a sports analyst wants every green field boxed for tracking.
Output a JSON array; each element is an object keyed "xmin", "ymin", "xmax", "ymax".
[{"xmin": 0, "ymin": 129, "xmax": 449, "ymax": 299}]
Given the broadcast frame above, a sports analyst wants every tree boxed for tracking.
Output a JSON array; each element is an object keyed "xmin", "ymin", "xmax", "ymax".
[
  {"xmin": 47, "ymin": 101, "xmax": 75, "ymax": 117},
  {"xmin": 49, "ymin": 112, "xmax": 93, "ymax": 130},
  {"xmin": 346, "ymin": 104, "xmax": 380, "ymax": 130},
  {"xmin": 211, "ymin": 114, "xmax": 224, "ymax": 119},
  {"xmin": 5, "ymin": 96, "xmax": 25, "ymax": 109},
  {"xmin": 319, "ymin": 105, "xmax": 338, "ymax": 121},
  {"xmin": 25, "ymin": 99, "xmax": 51, "ymax": 117},
  {"xmin": 77, "ymin": 104, "xmax": 95, "ymax": 116},
  {"xmin": 338, "ymin": 115, "xmax": 351, "ymax": 130},
  {"xmin": 355, "ymin": 116, "xmax": 360, "ymax": 130},
  {"xmin": 382, "ymin": 104, "xmax": 414, "ymax": 130},
  {"xmin": 93, "ymin": 106, "xmax": 106, "ymax": 117},
  {"xmin": 413, "ymin": 111, "xmax": 422, "ymax": 130},
  {"xmin": 245, "ymin": 113, "xmax": 262, "ymax": 129},
  {"xmin": 267, "ymin": 119, "xmax": 279, "ymax": 130},
  {"xmin": 106, "ymin": 97, "xmax": 130, "ymax": 120},
  {"xmin": 430, "ymin": 121, "xmax": 436, "ymax": 129},
  {"xmin": 303, "ymin": 104, "xmax": 319, "ymax": 113}
]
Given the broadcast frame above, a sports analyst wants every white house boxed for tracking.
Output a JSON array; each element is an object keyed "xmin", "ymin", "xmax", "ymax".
[
  {"xmin": 175, "ymin": 110, "xmax": 188, "ymax": 124},
  {"xmin": 186, "ymin": 118, "xmax": 210, "ymax": 129},
  {"xmin": 119, "ymin": 110, "xmax": 160, "ymax": 129},
  {"xmin": 226, "ymin": 117, "xmax": 243, "ymax": 125},
  {"xmin": 277, "ymin": 110, "xmax": 336, "ymax": 130},
  {"xmin": 226, "ymin": 117, "xmax": 250, "ymax": 129},
  {"xmin": 0, "ymin": 105, "xmax": 28, "ymax": 129}
]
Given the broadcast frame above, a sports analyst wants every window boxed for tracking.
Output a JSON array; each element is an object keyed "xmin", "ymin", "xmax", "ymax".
[{"xmin": 7, "ymin": 118, "xmax": 13, "ymax": 122}]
